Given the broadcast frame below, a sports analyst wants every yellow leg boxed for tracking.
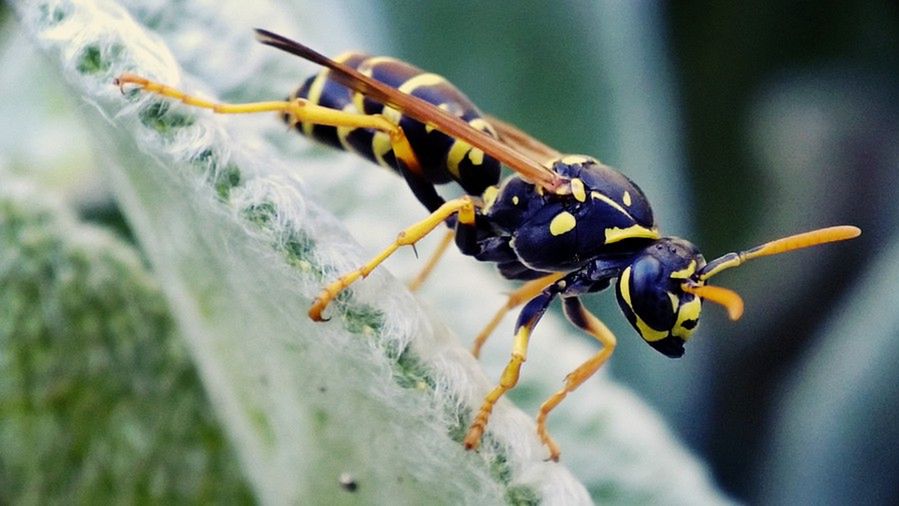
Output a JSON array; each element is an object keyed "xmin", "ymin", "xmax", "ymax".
[
  {"xmin": 471, "ymin": 272, "xmax": 564, "ymax": 359},
  {"xmin": 407, "ymin": 229, "xmax": 455, "ymax": 292},
  {"xmin": 114, "ymin": 73, "xmax": 422, "ymax": 174},
  {"xmin": 536, "ymin": 297, "xmax": 617, "ymax": 461},
  {"xmin": 309, "ymin": 197, "xmax": 476, "ymax": 321},
  {"xmin": 463, "ymin": 323, "xmax": 533, "ymax": 451},
  {"xmin": 464, "ymin": 289, "xmax": 556, "ymax": 452}
]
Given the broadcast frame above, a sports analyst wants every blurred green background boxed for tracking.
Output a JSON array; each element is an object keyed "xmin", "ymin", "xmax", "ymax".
[{"xmin": 3, "ymin": 0, "xmax": 898, "ymax": 504}]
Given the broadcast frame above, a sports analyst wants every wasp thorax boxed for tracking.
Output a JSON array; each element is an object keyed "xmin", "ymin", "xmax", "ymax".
[
  {"xmin": 615, "ymin": 238, "xmax": 705, "ymax": 358},
  {"xmin": 487, "ymin": 155, "xmax": 660, "ymax": 273}
]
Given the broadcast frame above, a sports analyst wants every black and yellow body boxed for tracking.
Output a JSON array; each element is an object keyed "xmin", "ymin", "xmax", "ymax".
[
  {"xmin": 291, "ymin": 52, "xmax": 501, "ymax": 211},
  {"xmin": 113, "ymin": 28, "xmax": 861, "ymax": 462}
]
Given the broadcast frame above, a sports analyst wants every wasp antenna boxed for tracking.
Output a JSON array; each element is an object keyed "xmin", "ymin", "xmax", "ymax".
[
  {"xmin": 699, "ymin": 225, "xmax": 861, "ymax": 280},
  {"xmin": 682, "ymin": 283, "xmax": 744, "ymax": 320}
]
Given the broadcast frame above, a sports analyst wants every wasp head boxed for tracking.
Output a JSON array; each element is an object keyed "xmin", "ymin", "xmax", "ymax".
[
  {"xmin": 615, "ymin": 238, "xmax": 707, "ymax": 358},
  {"xmin": 613, "ymin": 225, "xmax": 860, "ymax": 358}
]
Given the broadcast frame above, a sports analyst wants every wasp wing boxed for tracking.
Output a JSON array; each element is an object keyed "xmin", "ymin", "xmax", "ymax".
[
  {"xmin": 254, "ymin": 29, "xmax": 564, "ymax": 192},
  {"xmin": 484, "ymin": 114, "xmax": 561, "ymax": 165}
]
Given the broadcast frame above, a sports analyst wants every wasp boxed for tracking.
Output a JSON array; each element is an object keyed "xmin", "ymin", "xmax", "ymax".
[{"xmin": 115, "ymin": 29, "xmax": 861, "ymax": 461}]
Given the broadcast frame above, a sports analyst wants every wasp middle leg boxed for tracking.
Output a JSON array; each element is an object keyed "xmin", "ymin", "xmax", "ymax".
[{"xmin": 536, "ymin": 296, "xmax": 617, "ymax": 461}]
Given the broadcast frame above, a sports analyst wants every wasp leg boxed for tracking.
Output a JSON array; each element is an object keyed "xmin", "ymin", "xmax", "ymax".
[
  {"xmin": 464, "ymin": 289, "xmax": 557, "ymax": 452},
  {"xmin": 309, "ymin": 197, "xmax": 476, "ymax": 321},
  {"xmin": 114, "ymin": 73, "xmax": 422, "ymax": 176},
  {"xmin": 536, "ymin": 297, "xmax": 617, "ymax": 462},
  {"xmin": 407, "ymin": 229, "xmax": 455, "ymax": 292},
  {"xmin": 470, "ymin": 272, "xmax": 565, "ymax": 358}
]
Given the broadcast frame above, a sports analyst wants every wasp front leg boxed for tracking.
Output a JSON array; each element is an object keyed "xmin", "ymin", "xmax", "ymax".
[
  {"xmin": 451, "ymin": 213, "xmax": 566, "ymax": 358},
  {"xmin": 309, "ymin": 197, "xmax": 477, "ymax": 321},
  {"xmin": 463, "ymin": 287, "xmax": 558, "ymax": 452},
  {"xmin": 469, "ymin": 272, "xmax": 564, "ymax": 358}
]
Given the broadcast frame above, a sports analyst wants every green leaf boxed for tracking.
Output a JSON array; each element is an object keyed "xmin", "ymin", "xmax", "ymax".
[{"xmin": 0, "ymin": 174, "xmax": 254, "ymax": 504}]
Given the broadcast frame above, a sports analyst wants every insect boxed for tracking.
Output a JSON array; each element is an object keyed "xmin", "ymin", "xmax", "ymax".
[{"xmin": 115, "ymin": 29, "xmax": 861, "ymax": 461}]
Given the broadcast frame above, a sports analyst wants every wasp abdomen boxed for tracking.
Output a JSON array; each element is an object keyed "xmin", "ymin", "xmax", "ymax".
[
  {"xmin": 290, "ymin": 53, "xmax": 501, "ymax": 196},
  {"xmin": 290, "ymin": 52, "xmax": 369, "ymax": 153}
]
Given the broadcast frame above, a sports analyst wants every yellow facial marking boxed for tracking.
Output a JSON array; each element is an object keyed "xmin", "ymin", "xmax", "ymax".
[
  {"xmin": 604, "ymin": 225, "xmax": 661, "ymax": 244},
  {"xmin": 623, "ymin": 191, "xmax": 632, "ymax": 207},
  {"xmin": 591, "ymin": 191, "xmax": 631, "ymax": 219},
  {"xmin": 560, "ymin": 155, "xmax": 595, "ymax": 165},
  {"xmin": 637, "ymin": 318, "xmax": 669, "ymax": 342},
  {"xmin": 668, "ymin": 291, "xmax": 680, "ymax": 313},
  {"xmin": 673, "ymin": 297, "xmax": 702, "ymax": 340},
  {"xmin": 619, "ymin": 267, "xmax": 634, "ymax": 303},
  {"xmin": 669, "ymin": 260, "xmax": 697, "ymax": 280},
  {"xmin": 512, "ymin": 195, "xmax": 520, "ymax": 205},
  {"xmin": 550, "ymin": 211, "xmax": 577, "ymax": 236},
  {"xmin": 571, "ymin": 178, "xmax": 587, "ymax": 202},
  {"xmin": 619, "ymin": 267, "xmax": 669, "ymax": 342}
]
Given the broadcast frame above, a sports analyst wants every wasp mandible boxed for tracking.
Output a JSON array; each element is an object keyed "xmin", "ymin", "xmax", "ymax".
[{"xmin": 115, "ymin": 29, "xmax": 860, "ymax": 461}]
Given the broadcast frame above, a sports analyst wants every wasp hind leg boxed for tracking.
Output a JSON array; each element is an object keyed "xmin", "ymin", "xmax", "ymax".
[
  {"xmin": 308, "ymin": 196, "xmax": 477, "ymax": 321},
  {"xmin": 114, "ymin": 73, "xmax": 423, "ymax": 175},
  {"xmin": 536, "ymin": 296, "xmax": 617, "ymax": 461}
]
